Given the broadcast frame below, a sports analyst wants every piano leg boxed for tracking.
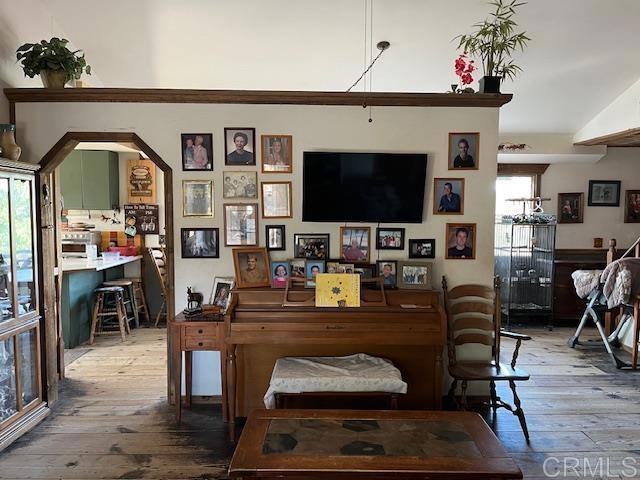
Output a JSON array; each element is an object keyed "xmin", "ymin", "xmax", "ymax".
[{"xmin": 227, "ymin": 344, "xmax": 237, "ymax": 441}]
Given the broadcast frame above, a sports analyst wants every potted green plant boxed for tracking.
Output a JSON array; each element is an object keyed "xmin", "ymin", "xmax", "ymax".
[
  {"xmin": 455, "ymin": 0, "xmax": 530, "ymax": 94},
  {"xmin": 16, "ymin": 37, "xmax": 91, "ymax": 88}
]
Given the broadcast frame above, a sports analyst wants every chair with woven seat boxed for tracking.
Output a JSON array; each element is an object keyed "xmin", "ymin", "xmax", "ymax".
[{"xmin": 442, "ymin": 275, "xmax": 532, "ymax": 442}]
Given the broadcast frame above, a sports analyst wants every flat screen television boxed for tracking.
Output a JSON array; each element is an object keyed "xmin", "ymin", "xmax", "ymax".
[{"xmin": 302, "ymin": 152, "xmax": 427, "ymax": 223}]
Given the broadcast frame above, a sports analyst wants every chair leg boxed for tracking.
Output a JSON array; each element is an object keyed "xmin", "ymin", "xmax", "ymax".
[
  {"xmin": 460, "ymin": 380, "xmax": 468, "ymax": 411},
  {"xmin": 509, "ymin": 380, "xmax": 530, "ymax": 443},
  {"xmin": 136, "ymin": 282, "xmax": 150, "ymax": 325},
  {"xmin": 89, "ymin": 293, "xmax": 102, "ymax": 345},
  {"xmin": 448, "ymin": 379, "xmax": 458, "ymax": 408},
  {"xmin": 116, "ymin": 294, "xmax": 127, "ymax": 342},
  {"xmin": 155, "ymin": 297, "xmax": 166, "ymax": 327},
  {"xmin": 489, "ymin": 380, "xmax": 498, "ymax": 429}
]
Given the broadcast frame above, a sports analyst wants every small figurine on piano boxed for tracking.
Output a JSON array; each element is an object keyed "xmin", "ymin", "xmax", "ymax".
[{"xmin": 184, "ymin": 286, "xmax": 203, "ymax": 316}]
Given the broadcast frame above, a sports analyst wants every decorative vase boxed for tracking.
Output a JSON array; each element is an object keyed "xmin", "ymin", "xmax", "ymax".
[
  {"xmin": 479, "ymin": 76, "xmax": 502, "ymax": 94},
  {"xmin": 40, "ymin": 70, "xmax": 69, "ymax": 89},
  {"xmin": 0, "ymin": 125, "xmax": 22, "ymax": 161}
]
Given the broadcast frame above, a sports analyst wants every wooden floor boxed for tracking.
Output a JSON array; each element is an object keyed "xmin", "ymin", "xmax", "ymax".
[{"xmin": 1, "ymin": 326, "xmax": 640, "ymax": 479}]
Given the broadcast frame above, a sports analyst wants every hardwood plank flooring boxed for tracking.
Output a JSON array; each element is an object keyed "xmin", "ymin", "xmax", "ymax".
[{"xmin": 2, "ymin": 326, "xmax": 640, "ymax": 479}]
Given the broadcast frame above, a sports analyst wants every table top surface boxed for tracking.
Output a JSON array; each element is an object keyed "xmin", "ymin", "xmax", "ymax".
[
  {"xmin": 61, "ymin": 255, "xmax": 142, "ymax": 273},
  {"xmin": 229, "ymin": 409, "xmax": 522, "ymax": 479}
]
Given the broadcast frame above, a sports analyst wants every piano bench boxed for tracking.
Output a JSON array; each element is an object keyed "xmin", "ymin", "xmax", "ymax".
[{"xmin": 275, "ymin": 391, "xmax": 400, "ymax": 410}]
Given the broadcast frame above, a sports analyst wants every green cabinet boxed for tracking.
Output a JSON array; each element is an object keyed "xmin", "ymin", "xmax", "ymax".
[{"xmin": 59, "ymin": 150, "xmax": 119, "ymax": 210}]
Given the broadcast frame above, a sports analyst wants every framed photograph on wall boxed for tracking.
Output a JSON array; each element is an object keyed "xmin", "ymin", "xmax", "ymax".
[
  {"xmin": 223, "ymin": 171, "xmax": 258, "ymax": 199},
  {"xmin": 266, "ymin": 225, "xmax": 286, "ymax": 251},
  {"xmin": 183, "ymin": 180, "xmax": 213, "ymax": 217},
  {"xmin": 625, "ymin": 190, "xmax": 640, "ymax": 223},
  {"xmin": 181, "ymin": 228, "xmax": 219, "ymax": 258},
  {"xmin": 588, "ymin": 180, "xmax": 621, "ymax": 206},
  {"xmin": 340, "ymin": 226, "xmax": 370, "ymax": 263},
  {"xmin": 409, "ymin": 239, "xmax": 436, "ymax": 259},
  {"xmin": 181, "ymin": 133, "xmax": 213, "ymax": 171},
  {"xmin": 209, "ymin": 277, "xmax": 234, "ymax": 313},
  {"xmin": 376, "ymin": 228, "xmax": 405, "ymax": 250},
  {"xmin": 558, "ymin": 192, "xmax": 584, "ymax": 224},
  {"xmin": 433, "ymin": 178, "xmax": 465, "ymax": 214},
  {"xmin": 445, "ymin": 223, "xmax": 476, "ymax": 260},
  {"xmin": 294, "ymin": 234, "xmax": 329, "ymax": 259},
  {"xmin": 398, "ymin": 261, "xmax": 433, "ymax": 290},
  {"xmin": 270, "ymin": 260, "xmax": 290, "ymax": 289},
  {"xmin": 232, "ymin": 247, "xmax": 270, "ymax": 289},
  {"xmin": 261, "ymin": 181, "xmax": 292, "ymax": 218},
  {"xmin": 224, "ymin": 203, "xmax": 259, "ymax": 246},
  {"xmin": 261, "ymin": 135, "xmax": 293, "ymax": 173},
  {"xmin": 448, "ymin": 132, "xmax": 479, "ymax": 170},
  {"xmin": 225, "ymin": 128, "xmax": 256, "ymax": 166},
  {"xmin": 376, "ymin": 260, "xmax": 397, "ymax": 288}
]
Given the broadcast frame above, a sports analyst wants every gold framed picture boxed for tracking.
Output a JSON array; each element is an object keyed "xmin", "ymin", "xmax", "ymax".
[
  {"xmin": 232, "ymin": 247, "xmax": 271, "ymax": 289},
  {"xmin": 433, "ymin": 178, "xmax": 465, "ymax": 214},
  {"xmin": 261, "ymin": 135, "xmax": 293, "ymax": 173},
  {"xmin": 445, "ymin": 223, "xmax": 476, "ymax": 260},
  {"xmin": 448, "ymin": 132, "xmax": 479, "ymax": 170},
  {"xmin": 182, "ymin": 180, "xmax": 213, "ymax": 217},
  {"xmin": 261, "ymin": 181, "xmax": 292, "ymax": 218}
]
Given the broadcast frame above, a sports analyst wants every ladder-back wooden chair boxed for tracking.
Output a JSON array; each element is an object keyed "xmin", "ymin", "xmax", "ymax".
[
  {"xmin": 148, "ymin": 246, "xmax": 168, "ymax": 327},
  {"xmin": 442, "ymin": 275, "xmax": 532, "ymax": 442}
]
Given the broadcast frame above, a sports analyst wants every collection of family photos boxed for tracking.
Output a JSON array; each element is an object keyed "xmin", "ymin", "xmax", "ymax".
[
  {"xmin": 558, "ymin": 181, "xmax": 639, "ymax": 224},
  {"xmin": 181, "ymin": 130, "xmax": 485, "ymax": 308}
]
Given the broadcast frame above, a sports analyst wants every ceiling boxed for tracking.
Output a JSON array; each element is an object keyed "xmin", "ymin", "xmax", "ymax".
[{"xmin": 0, "ymin": 0, "xmax": 638, "ymax": 134}]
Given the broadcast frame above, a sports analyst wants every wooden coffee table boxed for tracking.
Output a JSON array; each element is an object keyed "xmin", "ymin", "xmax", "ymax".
[{"xmin": 229, "ymin": 409, "xmax": 522, "ymax": 479}]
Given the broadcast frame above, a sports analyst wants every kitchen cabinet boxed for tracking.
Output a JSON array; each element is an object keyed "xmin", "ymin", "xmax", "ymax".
[
  {"xmin": 0, "ymin": 159, "xmax": 48, "ymax": 451},
  {"xmin": 60, "ymin": 150, "xmax": 119, "ymax": 210}
]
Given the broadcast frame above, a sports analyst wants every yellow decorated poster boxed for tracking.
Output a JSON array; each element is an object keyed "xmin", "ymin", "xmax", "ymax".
[{"xmin": 315, "ymin": 274, "xmax": 360, "ymax": 308}]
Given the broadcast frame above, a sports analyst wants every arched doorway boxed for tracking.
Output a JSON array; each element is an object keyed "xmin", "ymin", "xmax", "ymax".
[{"xmin": 37, "ymin": 132, "xmax": 174, "ymax": 405}]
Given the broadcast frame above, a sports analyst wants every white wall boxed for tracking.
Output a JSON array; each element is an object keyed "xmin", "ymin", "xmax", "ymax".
[
  {"xmin": 16, "ymin": 101, "xmax": 500, "ymax": 395},
  {"xmin": 542, "ymin": 147, "xmax": 640, "ymax": 249}
]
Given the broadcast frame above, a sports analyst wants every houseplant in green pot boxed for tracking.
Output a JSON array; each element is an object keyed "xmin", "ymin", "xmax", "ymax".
[
  {"xmin": 16, "ymin": 37, "xmax": 91, "ymax": 88},
  {"xmin": 455, "ymin": 0, "xmax": 530, "ymax": 93}
]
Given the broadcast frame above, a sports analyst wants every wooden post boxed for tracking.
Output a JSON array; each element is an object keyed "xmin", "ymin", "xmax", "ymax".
[{"xmin": 605, "ymin": 239, "xmax": 617, "ymax": 335}]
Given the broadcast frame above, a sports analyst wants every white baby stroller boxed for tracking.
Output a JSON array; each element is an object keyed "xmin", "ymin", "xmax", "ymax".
[{"xmin": 567, "ymin": 240, "xmax": 640, "ymax": 369}]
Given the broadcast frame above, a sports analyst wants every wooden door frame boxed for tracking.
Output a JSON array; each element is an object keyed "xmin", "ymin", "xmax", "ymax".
[{"xmin": 37, "ymin": 132, "xmax": 174, "ymax": 405}]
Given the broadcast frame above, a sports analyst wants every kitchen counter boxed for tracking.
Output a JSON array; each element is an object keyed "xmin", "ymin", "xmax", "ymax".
[{"xmin": 61, "ymin": 255, "xmax": 143, "ymax": 273}]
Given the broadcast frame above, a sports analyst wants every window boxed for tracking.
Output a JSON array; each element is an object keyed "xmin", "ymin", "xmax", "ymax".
[{"xmin": 495, "ymin": 175, "xmax": 536, "ymax": 219}]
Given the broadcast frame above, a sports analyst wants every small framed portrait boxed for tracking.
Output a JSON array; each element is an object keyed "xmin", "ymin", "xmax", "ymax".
[
  {"xmin": 326, "ymin": 261, "xmax": 340, "ymax": 274},
  {"xmin": 376, "ymin": 228, "xmax": 405, "ymax": 250},
  {"xmin": 223, "ymin": 171, "xmax": 258, "ymax": 199},
  {"xmin": 340, "ymin": 227, "xmax": 370, "ymax": 263},
  {"xmin": 625, "ymin": 190, "xmax": 640, "ymax": 223},
  {"xmin": 305, "ymin": 260, "xmax": 326, "ymax": 288},
  {"xmin": 588, "ymin": 180, "xmax": 621, "ymax": 206},
  {"xmin": 232, "ymin": 247, "xmax": 270, "ymax": 289},
  {"xmin": 183, "ymin": 180, "xmax": 213, "ymax": 217},
  {"xmin": 376, "ymin": 260, "xmax": 397, "ymax": 288},
  {"xmin": 209, "ymin": 277, "xmax": 234, "ymax": 313},
  {"xmin": 181, "ymin": 133, "xmax": 213, "ymax": 171},
  {"xmin": 261, "ymin": 135, "xmax": 293, "ymax": 173},
  {"xmin": 338, "ymin": 263, "xmax": 355, "ymax": 274},
  {"xmin": 225, "ymin": 128, "xmax": 256, "ymax": 166},
  {"xmin": 290, "ymin": 259, "xmax": 306, "ymax": 280},
  {"xmin": 181, "ymin": 228, "xmax": 219, "ymax": 258},
  {"xmin": 224, "ymin": 203, "xmax": 259, "ymax": 246},
  {"xmin": 445, "ymin": 223, "xmax": 476, "ymax": 260},
  {"xmin": 398, "ymin": 261, "xmax": 433, "ymax": 290},
  {"xmin": 558, "ymin": 192, "xmax": 584, "ymax": 224},
  {"xmin": 294, "ymin": 234, "xmax": 330, "ymax": 259},
  {"xmin": 270, "ymin": 260, "xmax": 290, "ymax": 289},
  {"xmin": 266, "ymin": 225, "xmax": 286, "ymax": 251},
  {"xmin": 433, "ymin": 178, "xmax": 465, "ymax": 214},
  {"xmin": 448, "ymin": 132, "xmax": 479, "ymax": 170},
  {"xmin": 261, "ymin": 181, "xmax": 292, "ymax": 218},
  {"xmin": 354, "ymin": 264, "xmax": 376, "ymax": 279},
  {"xmin": 409, "ymin": 239, "xmax": 436, "ymax": 259}
]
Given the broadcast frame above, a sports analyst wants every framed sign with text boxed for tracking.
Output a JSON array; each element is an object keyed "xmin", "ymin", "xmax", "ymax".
[
  {"xmin": 124, "ymin": 204, "xmax": 159, "ymax": 236},
  {"xmin": 128, "ymin": 158, "xmax": 157, "ymax": 203}
]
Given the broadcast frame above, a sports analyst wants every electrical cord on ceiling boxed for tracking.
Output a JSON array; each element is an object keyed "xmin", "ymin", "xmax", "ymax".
[{"xmin": 346, "ymin": 43, "xmax": 388, "ymax": 94}]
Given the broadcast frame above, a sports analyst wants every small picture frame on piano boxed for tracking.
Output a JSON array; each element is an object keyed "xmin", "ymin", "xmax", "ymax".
[{"xmin": 398, "ymin": 261, "xmax": 433, "ymax": 290}]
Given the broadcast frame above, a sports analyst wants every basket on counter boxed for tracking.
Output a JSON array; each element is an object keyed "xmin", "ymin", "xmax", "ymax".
[{"xmin": 107, "ymin": 246, "xmax": 139, "ymax": 257}]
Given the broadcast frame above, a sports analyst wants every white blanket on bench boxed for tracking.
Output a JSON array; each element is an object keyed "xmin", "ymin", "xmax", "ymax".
[{"xmin": 263, "ymin": 353, "xmax": 407, "ymax": 409}]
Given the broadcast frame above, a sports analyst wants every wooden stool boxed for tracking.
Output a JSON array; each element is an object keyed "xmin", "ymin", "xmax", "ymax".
[
  {"xmin": 89, "ymin": 286, "xmax": 130, "ymax": 343},
  {"xmin": 103, "ymin": 279, "xmax": 139, "ymax": 328},
  {"xmin": 124, "ymin": 277, "xmax": 150, "ymax": 326}
]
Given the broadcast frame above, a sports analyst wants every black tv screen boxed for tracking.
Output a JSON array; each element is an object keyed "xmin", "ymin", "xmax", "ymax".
[{"xmin": 303, "ymin": 152, "xmax": 427, "ymax": 223}]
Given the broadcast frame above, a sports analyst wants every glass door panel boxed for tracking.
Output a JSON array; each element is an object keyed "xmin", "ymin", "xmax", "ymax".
[
  {"xmin": 18, "ymin": 329, "xmax": 38, "ymax": 406},
  {"xmin": 0, "ymin": 179, "xmax": 13, "ymax": 323},
  {"xmin": 0, "ymin": 337, "xmax": 17, "ymax": 421},
  {"xmin": 12, "ymin": 179, "xmax": 35, "ymax": 316}
]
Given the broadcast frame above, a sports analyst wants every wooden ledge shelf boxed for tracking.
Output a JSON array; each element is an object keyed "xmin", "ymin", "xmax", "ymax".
[{"xmin": 4, "ymin": 88, "xmax": 512, "ymax": 108}]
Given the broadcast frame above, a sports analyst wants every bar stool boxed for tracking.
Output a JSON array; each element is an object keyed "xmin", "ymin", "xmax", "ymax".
[
  {"xmin": 89, "ymin": 286, "xmax": 130, "ymax": 343},
  {"xmin": 123, "ymin": 277, "xmax": 150, "ymax": 326},
  {"xmin": 103, "ymin": 279, "xmax": 139, "ymax": 328}
]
